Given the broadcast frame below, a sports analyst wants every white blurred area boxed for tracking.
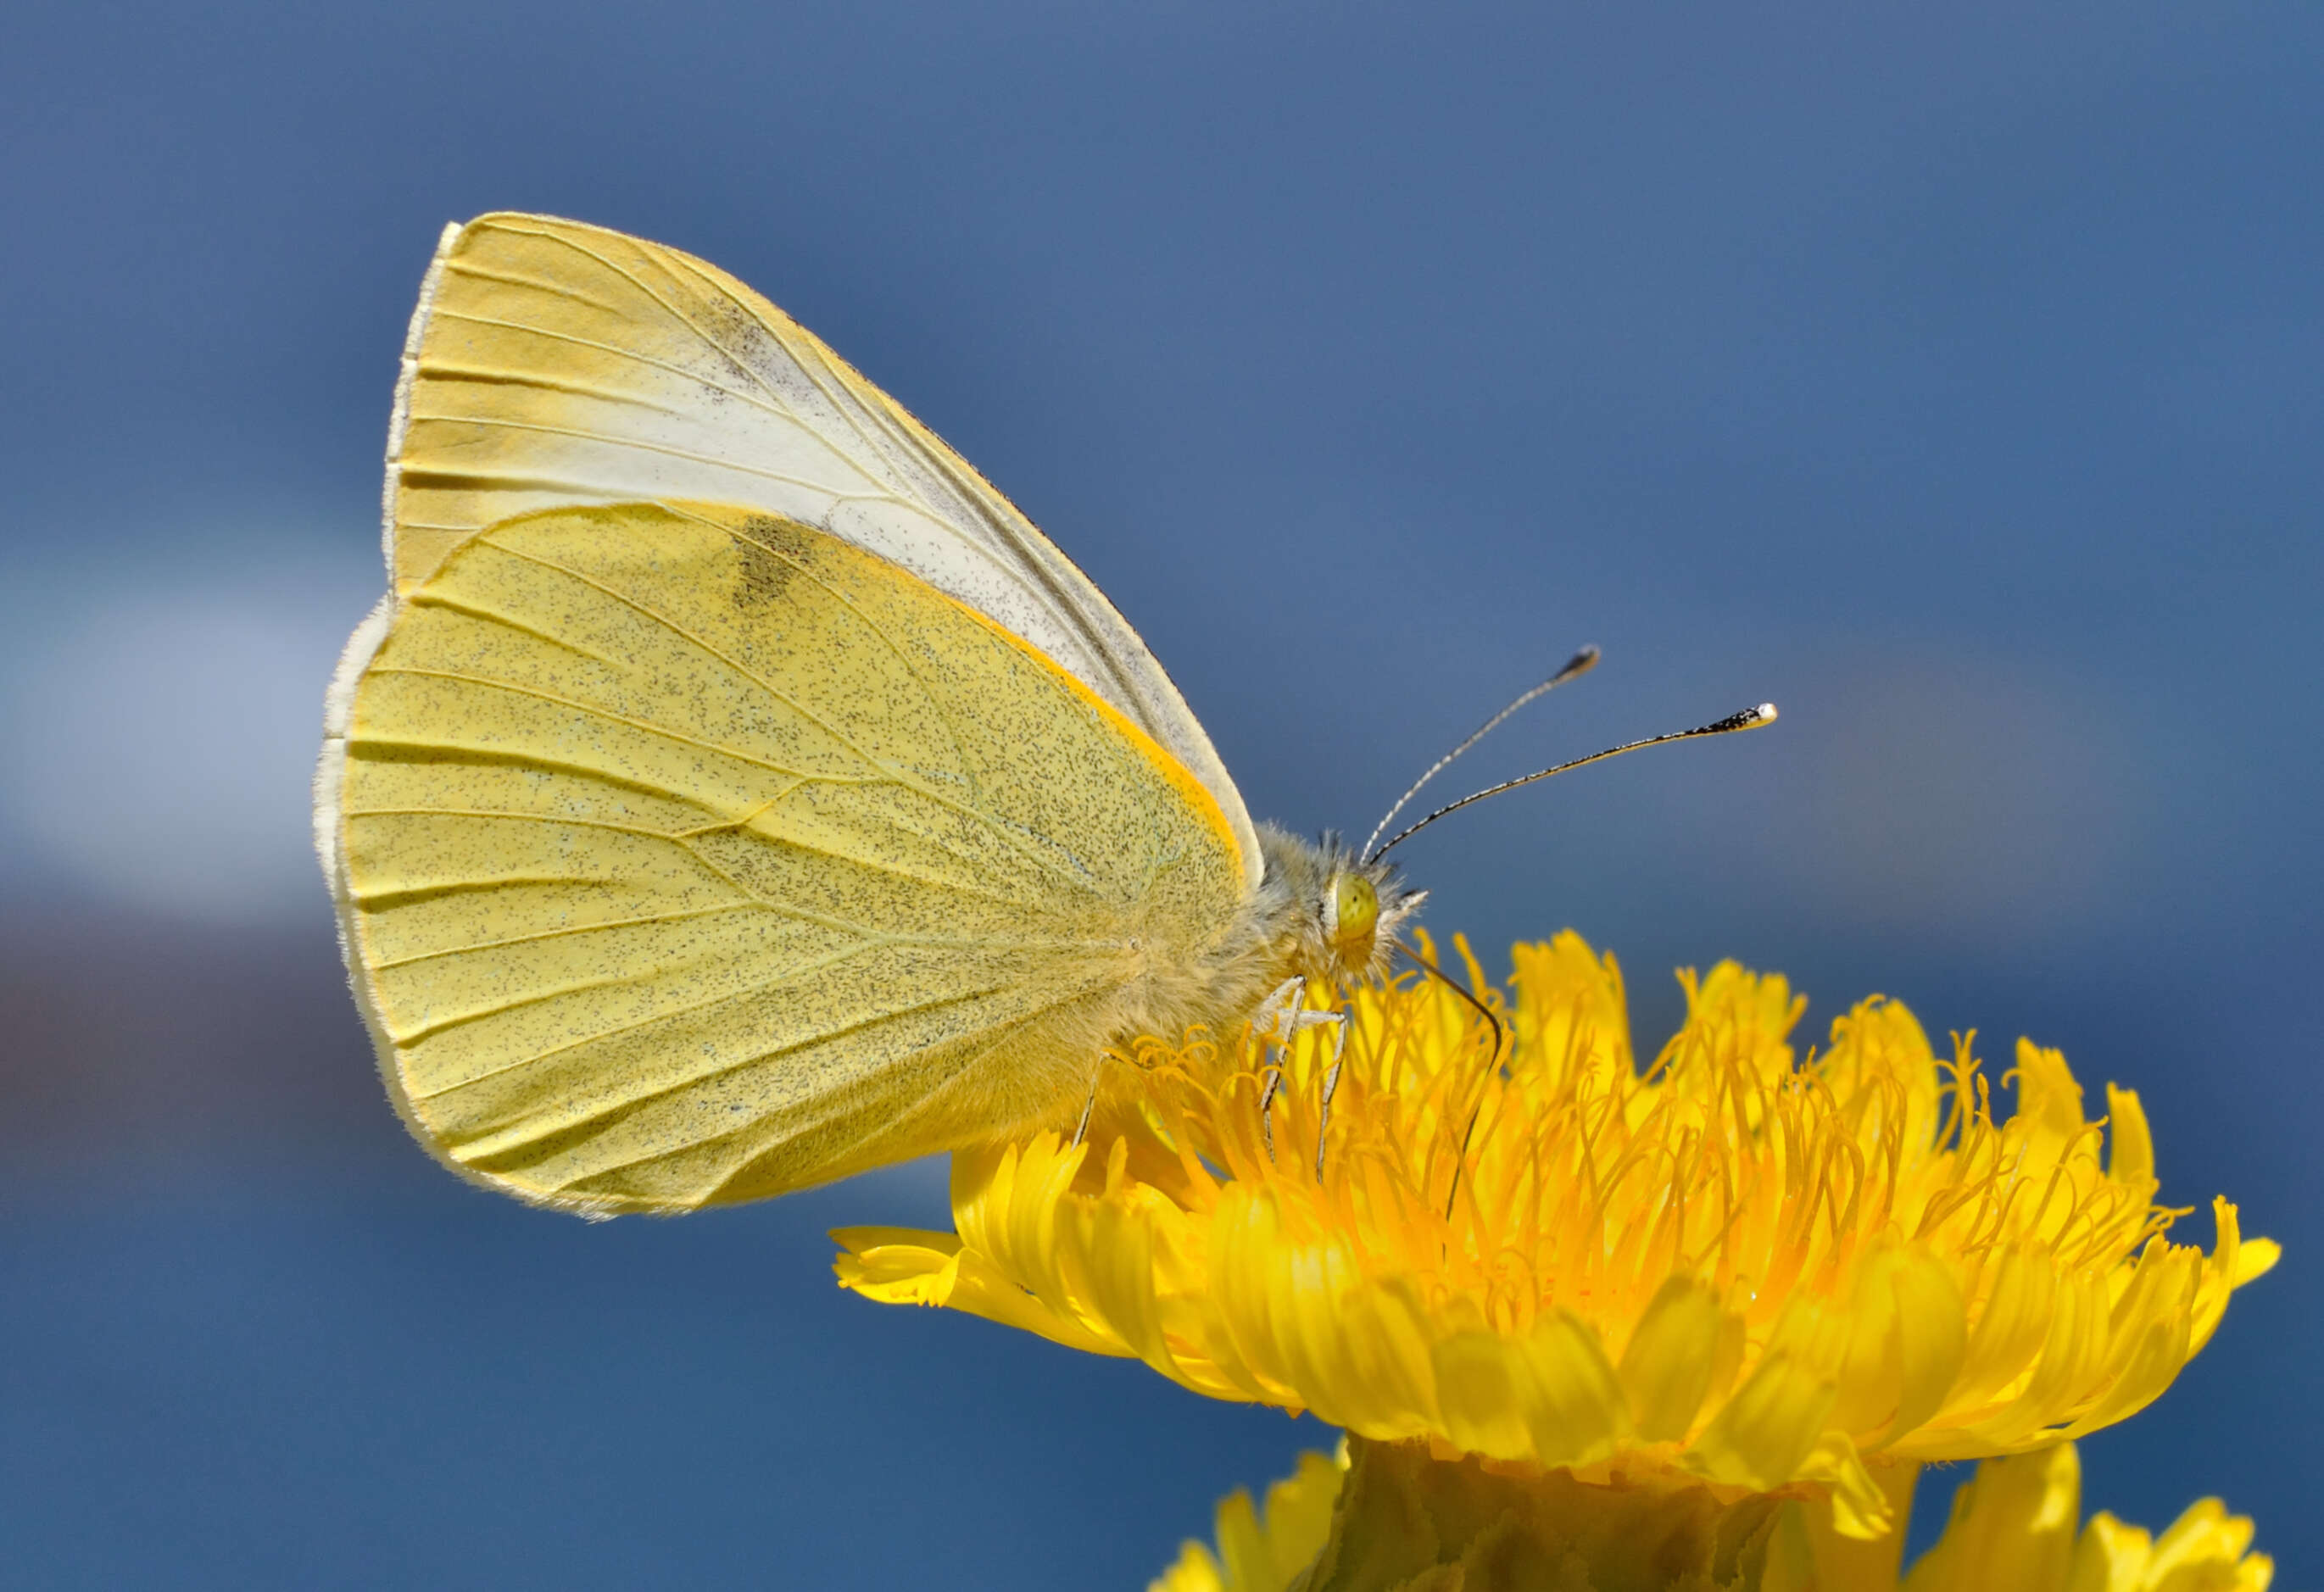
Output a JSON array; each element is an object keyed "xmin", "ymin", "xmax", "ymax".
[
  {"xmin": 0, "ymin": 522, "xmax": 2146, "ymax": 952},
  {"xmin": 0, "ymin": 530, "xmax": 382, "ymax": 927}
]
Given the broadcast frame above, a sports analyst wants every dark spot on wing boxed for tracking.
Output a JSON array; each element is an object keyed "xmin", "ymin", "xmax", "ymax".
[{"xmin": 728, "ymin": 515, "xmax": 817, "ymax": 609}]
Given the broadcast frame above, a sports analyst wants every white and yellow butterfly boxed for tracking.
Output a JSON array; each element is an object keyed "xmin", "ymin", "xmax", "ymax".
[{"xmin": 317, "ymin": 214, "xmax": 1769, "ymax": 1216}]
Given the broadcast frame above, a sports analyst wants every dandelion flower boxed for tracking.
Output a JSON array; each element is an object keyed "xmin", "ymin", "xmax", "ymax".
[
  {"xmin": 1152, "ymin": 1440, "xmax": 2270, "ymax": 1592},
  {"xmin": 836, "ymin": 932, "xmax": 2273, "ymax": 1545}
]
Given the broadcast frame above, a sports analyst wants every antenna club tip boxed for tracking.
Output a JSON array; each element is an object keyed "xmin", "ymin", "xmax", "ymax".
[{"xmin": 1755, "ymin": 701, "xmax": 1779, "ymax": 724}]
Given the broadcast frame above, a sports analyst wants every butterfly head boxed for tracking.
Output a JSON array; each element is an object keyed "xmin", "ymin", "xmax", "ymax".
[{"xmin": 1256, "ymin": 826, "xmax": 1425, "ymax": 988}]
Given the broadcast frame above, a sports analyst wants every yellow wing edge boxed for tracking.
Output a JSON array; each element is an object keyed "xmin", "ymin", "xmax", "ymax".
[{"xmin": 890, "ymin": 526, "xmax": 1251, "ymax": 891}]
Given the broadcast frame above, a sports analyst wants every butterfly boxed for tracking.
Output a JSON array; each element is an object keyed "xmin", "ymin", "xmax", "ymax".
[{"xmin": 316, "ymin": 214, "xmax": 1769, "ymax": 1216}]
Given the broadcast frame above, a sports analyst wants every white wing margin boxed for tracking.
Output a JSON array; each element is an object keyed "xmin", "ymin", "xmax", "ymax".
[{"xmin": 380, "ymin": 212, "xmax": 1260, "ymax": 889}]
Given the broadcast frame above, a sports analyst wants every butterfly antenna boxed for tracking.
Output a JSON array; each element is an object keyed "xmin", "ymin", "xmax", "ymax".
[
  {"xmin": 1361, "ymin": 645, "xmax": 1602, "ymax": 863},
  {"xmin": 1369, "ymin": 702, "xmax": 1779, "ymax": 861},
  {"xmin": 1400, "ymin": 941, "xmax": 1505, "ymax": 1073},
  {"xmin": 1396, "ymin": 943, "xmax": 1503, "ymax": 1222}
]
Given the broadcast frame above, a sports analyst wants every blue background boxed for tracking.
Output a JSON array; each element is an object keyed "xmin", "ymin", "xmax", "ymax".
[{"xmin": 2, "ymin": 3, "xmax": 2316, "ymax": 1584}]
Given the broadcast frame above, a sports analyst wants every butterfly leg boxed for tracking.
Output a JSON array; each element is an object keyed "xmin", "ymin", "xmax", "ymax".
[
  {"xmin": 1251, "ymin": 977, "xmax": 1298, "ymax": 1161},
  {"xmin": 1256, "ymin": 1068, "xmax": 1283, "ymax": 1160},
  {"xmin": 1250, "ymin": 977, "xmax": 1346, "ymax": 1166},
  {"xmin": 1314, "ymin": 1013, "xmax": 1350, "ymax": 1184},
  {"xmin": 1070, "ymin": 1063, "xmax": 1103, "ymax": 1150}
]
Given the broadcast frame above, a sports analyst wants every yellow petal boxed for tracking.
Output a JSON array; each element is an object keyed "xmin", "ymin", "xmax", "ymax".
[
  {"xmin": 2104, "ymin": 1086, "xmax": 2155, "ymax": 1191},
  {"xmin": 1514, "ymin": 1311, "xmax": 1627, "ymax": 1468},
  {"xmin": 828, "ymin": 1228, "xmax": 959, "ymax": 1305},
  {"xmin": 1688, "ymin": 1346, "xmax": 1839, "ymax": 1491},
  {"xmin": 1903, "ymin": 1444, "xmax": 2080, "ymax": 1592},
  {"xmin": 1617, "ymin": 1274, "xmax": 1725, "ymax": 1442}
]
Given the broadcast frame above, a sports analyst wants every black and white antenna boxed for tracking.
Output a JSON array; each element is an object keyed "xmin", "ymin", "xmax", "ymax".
[
  {"xmin": 1368, "ymin": 702, "xmax": 1779, "ymax": 862},
  {"xmin": 1360, "ymin": 646, "xmax": 1601, "ymax": 863}
]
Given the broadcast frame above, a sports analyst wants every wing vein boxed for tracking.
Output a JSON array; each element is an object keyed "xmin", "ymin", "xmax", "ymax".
[
  {"xmin": 511, "ymin": 974, "xmax": 1116, "ymax": 1181},
  {"xmin": 405, "ymin": 589, "xmax": 627, "ymax": 666},
  {"xmin": 351, "ymin": 799, "xmax": 1043, "ymax": 913},
  {"xmin": 354, "ymin": 874, "xmax": 613, "ymax": 909},
  {"xmin": 496, "ymin": 223, "xmax": 804, "ymax": 418},
  {"xmin": 669, "ymin": 804, "xmax": 1043, "ymax": 914},
  {"xmin": 362, "ymin": 664, "xmax": 863, "ymax": 785},
  {"xmin": 345, "ymin": 735, "xmax": 729, "ymax": 815},
  {"xmin": 349, "ymin": 804, "xmax": 722, "ymax": 847},
  {"xmin": 413, "ymin": 359, "xmax": 684, "ymax": 415},
  {"xmin": 405, "ymin": 409, "xmax": 895, "ymax": 503},
  {"xmin": 653, "ymin": 247, "xmax": 939, "ymax": 512},
  {"xmin": 440, "ymin": 258, "xmax": 629, "ymax": 315},
  {"xmin": 370, "ymin": 902, "xmax": 771, "ymax": 969},
  {"xmin": 420, "ymin": 309, "xmax": 831, "ymax": 438},
  {"xmin": 414, "ymin": 934, "xmax": 919, "ymax": 1103}
]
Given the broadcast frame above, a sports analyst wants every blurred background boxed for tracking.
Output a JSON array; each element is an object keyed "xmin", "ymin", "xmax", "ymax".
[{"xmin": 2, "ymin": 3, "xmax": 2316, "ymax": 1584}]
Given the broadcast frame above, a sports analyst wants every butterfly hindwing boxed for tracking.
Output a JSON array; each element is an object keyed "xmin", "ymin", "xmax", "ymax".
[{"xmin": 326, "ymin": 501, "xmax": 1248, "ymax": 1212}]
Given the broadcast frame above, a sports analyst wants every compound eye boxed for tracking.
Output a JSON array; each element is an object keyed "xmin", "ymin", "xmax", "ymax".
[{"xmin": 1330, "ymin": 872, "xmax": 1379, "ymax": 955}]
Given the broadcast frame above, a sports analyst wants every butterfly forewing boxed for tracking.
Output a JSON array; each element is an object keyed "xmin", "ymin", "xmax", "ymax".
[{"xmin": 387, "ymin": 213, "xmax": 1259, "ymax": 886}]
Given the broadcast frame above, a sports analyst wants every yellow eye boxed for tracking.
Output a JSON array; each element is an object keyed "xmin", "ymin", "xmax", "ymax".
[{"xmin": 1331, "ymin": 872, "xmax": 1379, "ymax": 954}]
